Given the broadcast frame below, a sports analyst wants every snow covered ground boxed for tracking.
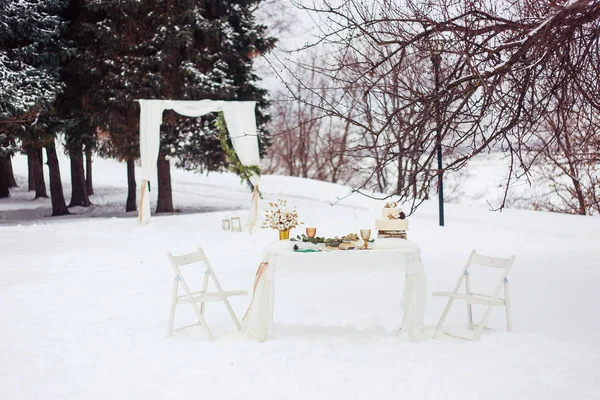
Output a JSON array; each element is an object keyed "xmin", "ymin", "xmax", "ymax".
[{"xmin": 1, "ymin": 150, "xmax": 599, "ymax": 399}]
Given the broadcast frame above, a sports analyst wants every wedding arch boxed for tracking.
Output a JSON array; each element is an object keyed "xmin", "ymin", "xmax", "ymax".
[{"xmin": 137, "ymin": 99, "xmax": 261, "ymax": 229}]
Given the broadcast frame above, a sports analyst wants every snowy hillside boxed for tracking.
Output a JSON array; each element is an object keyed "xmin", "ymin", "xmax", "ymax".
[{"xmin": 1, "ymin": 151, "xmax": 599, "ymax": 399}]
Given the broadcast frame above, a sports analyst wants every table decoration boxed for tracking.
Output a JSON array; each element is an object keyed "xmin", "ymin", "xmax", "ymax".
[
  {"xmin": 263, "ymin": 199, "xmax": 301, "ymax": 240},
  {"xmin": 222, "ymin": 219, "xmax": 231, "ymax": 231},
  {"xmin": 360, "ymin": 229, "xmax": 371, "ymax": 249},
  {"xmin": 292, "ymin": 244, "xmax": 322, "ymax": 253},
  {"xmin": 377, "ymin": 202, "xmax": 409, "ymax": 239},
  {"xmin": 291, "ymin": 232, "xmax": 374, "ymax": 250},
  {"xmin": 337, "ymin": 242, "xmax": 356, "ymax": 250},
  {"xmin": 231, "ymin": 217, "xmax": 242, "ymax": 232}
]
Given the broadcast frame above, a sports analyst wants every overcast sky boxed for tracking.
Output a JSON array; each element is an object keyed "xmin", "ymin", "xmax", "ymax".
[{"xmin": 254, "ymin": 0, "xmax": 320, "ymax": 95}]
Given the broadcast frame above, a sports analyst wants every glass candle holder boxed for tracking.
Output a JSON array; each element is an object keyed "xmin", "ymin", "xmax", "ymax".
[
  {"xmin": 306, "ymin": 227, "xmax": 317, "ymax": 238},
  {"xmin": 222, "ymin": 219, "xmax": 231, "ymax": 231},
  {"xmin": 231, "ymin": 217, "xmax": 242, "ymax": 232}
]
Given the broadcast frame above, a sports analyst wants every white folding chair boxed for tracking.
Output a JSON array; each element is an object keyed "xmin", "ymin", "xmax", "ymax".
[
  {"xmin": 167, "ymin": 248, "xmax": 247, "ymax": 340},
  {"xmin": 434, "ymin": 250, "xmax": 515, "ymax": 341}
]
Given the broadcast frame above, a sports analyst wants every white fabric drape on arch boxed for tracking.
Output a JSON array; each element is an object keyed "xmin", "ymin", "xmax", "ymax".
[{"xmin": 137, "ymin": 99, "xmax": 261, "ymax": 229}]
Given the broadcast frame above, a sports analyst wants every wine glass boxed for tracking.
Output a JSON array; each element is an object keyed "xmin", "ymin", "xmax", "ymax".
[
  {"xmin": 306, "ymin": 227, "xmax": 317, "ymax": 238},
  {"xmin": 360, "ymin": 229, "xmax": 371, "ymax": 249}
]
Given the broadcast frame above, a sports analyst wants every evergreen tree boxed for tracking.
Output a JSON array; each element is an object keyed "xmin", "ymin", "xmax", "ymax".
[
  {"xmin": 0, "ymin": 0, "xmax": 69, "ymax": 202},
  {"xmin": 0, "ymin": 0, "xmax": 66, "ymax": 121},
  {"xmin": 72, "ymin": 0, "xmax": 275, "ymax": 212},
  {"xmin": 55, "ymin": 0, "xmax": 96, "ymax": 208}
]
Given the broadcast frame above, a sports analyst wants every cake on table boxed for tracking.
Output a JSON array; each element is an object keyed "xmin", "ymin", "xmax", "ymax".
[{"xmin": 376, "ymin": 202, "xmax": 408, "ymax": 239}]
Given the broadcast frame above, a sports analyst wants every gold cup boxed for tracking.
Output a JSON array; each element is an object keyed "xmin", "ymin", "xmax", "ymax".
[
  {"xmin": 306, "ymin": 227, "xmax": 317, "ymax": 238},
  {"xmin": 360, "ymin": 229, "xmax": 371, "ymax": 249}
]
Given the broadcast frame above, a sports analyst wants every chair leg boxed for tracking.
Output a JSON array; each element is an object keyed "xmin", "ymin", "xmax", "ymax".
[
  {"xmin": 467, "ymin": 303, "xmax": 474, "ymax": 330},
  {"xmin": 190, "ymin": 302, "xmax": 215, "ymax": 341},
  {"xmin": 167, "ymin": 277, "xmax": 179, "ymax": 337},
  {"xmin": 199, "ymin": 315, "xmax": 215, "ymax": 341},
  {"xmin": 473, "ymin": 303, "xmax": 495, "ymax": 341},
  {"xmin": 222, "ymin": 298, "xmax": 242, "ymax": 331},
  {"xmin": 464, "ymin": 273, "xmax": 473, "ymax": 330},
  {"xmin": 200, "ymin": 270, "xmax": 210, "ymax": 315},
  {"xmin": 504, "ymin": 279, "xmax": 512, "ymax": 331},
  {"xmin": 436, "ymin": 298, "xmax": 455, "ymax": 330}
]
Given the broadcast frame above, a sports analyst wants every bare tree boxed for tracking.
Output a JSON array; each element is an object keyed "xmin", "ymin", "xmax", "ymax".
[
  {"xmin": 256, "ymin": 0, "xmax": 300, "ymax": 40},
  {"xmin": 265, "ymin": 55, "xmax": 359, "ymax": 184},
  {"xmin": 528, "ymin": 87, "xmax": 600, "ymax": 215},
  {"xmin": 283, "ymin": 0, "xmax": 600, "ymax": 211}
]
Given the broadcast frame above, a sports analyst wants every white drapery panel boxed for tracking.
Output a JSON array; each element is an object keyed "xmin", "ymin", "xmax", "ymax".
[
  {"xmin": 223, "ymin": 102, "xmax": 261, "ymax": 186},
  {"xmin": 223, "ymin": 102, "xmax": 261, "ymax": 231},
  {"xmin": 138, "ymin": 100, "xmax": 164, "ymax": 224},
  {"xmin": 137, "ymin": 99, "xmax": 261, "ymax": 228}
]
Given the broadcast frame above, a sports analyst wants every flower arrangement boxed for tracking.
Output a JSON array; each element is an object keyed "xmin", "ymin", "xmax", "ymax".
[
  {"xmin": 384, "ymin": 201, "xmax": 406, "ymax": 219},
  {"xmin": 263, "ymin": 199, "xmax": 301, "ymax": 231},
  {"xmin": 387, "ymin": 211, "xmax": 406, "ymax": 220}
]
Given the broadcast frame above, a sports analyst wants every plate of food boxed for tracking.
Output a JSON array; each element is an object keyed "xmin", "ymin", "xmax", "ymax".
[{"xmin": 292, "ymin": 232, "xmax": 373, "ymax": 251}]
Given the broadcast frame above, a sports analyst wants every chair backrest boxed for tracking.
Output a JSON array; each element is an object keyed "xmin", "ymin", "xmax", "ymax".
[
  {"xmin": 167, "ymin": 247, "xmax": 225, "ymax": 293},
  {"xmin": 468, "ymin": 251, "xmax": 514, "ymax": 270},
  {"xmin": 460, "ymin": 250, "xmax": 515, "ymax": 297},
  {"xmin": 168, "ymin": 248, "xmax": 208, "ymax": 271}
]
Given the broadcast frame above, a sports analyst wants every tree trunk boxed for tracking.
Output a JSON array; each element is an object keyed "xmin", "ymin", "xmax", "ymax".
[
  {"xmin": 155, "ymin": 151, "xmax": 173, "ymax": 213},
  {"xmin": 45, "ymin": 139, "xmax": 70, "ymax": 216},
  {"xmin": 31, "ymin": 147, "xmax": 48, "ymax": 198},
  {"xmin": 126, "ymin": 157, "xmax": 137, "ymax": 212},
  {"xmin": 0, "ymin": 156, "xmax": 11, "ymax": 198},
  {"xmin": 28, "ymin": 149, "xmax": 35, "ymax": 191},
  {"xmin": 85, "ymin": 147, "xmax": 94, "ymax": 195},
  {"xmin": 396, "ymin": 151, "xmax": 404, "ymax": 194},
  {"xmin": 68, "ymin": 145, "xmax": 92, "ymax": 207},
  {"xmin": 560, "ymin": 124, "xmax": 587, "ymax": 216},
  {"xmin": 571, "ymin": 177, "xmax": 587, "ymax": 215},
  {"xmin": 7, "ymin": 156, "xmax": 17, "ymax": 188}
]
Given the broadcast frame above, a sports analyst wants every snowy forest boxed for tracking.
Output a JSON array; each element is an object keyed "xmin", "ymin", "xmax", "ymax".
[
  {"xmin": 1, "ymin": 0, "xmax": 599, "ymax": 216},
  {"xmin": 0, "ymin": 0, "xmax": 275, "ymax": 216}
]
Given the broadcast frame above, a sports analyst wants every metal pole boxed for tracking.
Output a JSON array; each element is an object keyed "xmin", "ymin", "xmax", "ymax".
[
  {"xmin": 437, "ymin": 137, "xmax": 444, "ymax": 227},
  {"xmin": 432, "ymin": 51, "xmax": 445, "ymax": 227}
]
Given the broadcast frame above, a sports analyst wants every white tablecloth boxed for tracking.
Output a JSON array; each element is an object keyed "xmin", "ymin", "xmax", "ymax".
[{"xmin": 242, "ymin": 239, "xmax": 427, "ymax": 341}]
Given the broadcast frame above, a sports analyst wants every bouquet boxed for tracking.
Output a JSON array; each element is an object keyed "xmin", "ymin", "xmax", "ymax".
[{"xmin": 263, "ymin": 199, "xmax": 301, "ymax": 231}]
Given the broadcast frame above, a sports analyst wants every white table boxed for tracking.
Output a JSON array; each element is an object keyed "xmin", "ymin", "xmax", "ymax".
[{"xmin": 242, "ymin": 239, "xmax": 426, "ymax": 341}]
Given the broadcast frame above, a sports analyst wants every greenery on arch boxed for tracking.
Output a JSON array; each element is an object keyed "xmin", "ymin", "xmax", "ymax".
[{"xmin": 215, "ymin": 112, "xmax": 262, "ymax": 196}]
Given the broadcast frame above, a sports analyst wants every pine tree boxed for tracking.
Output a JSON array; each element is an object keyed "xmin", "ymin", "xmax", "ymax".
[
  {"xmin": 0, "ymin": 0, "xmax": 66, "ymax": 121},
  {"xmin": 0, "ymin": 0, "xmax": 68, "ymax": 201},
  {"xmin": 55, "ymin": 0, "xmax": 96, "ymax": 208},
  {"xmin": 71, "ymin": 0, "xmax": 275, "ymax": 212}
]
